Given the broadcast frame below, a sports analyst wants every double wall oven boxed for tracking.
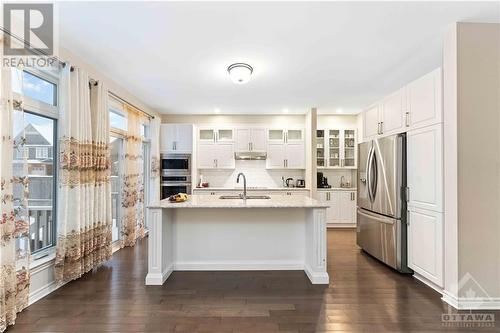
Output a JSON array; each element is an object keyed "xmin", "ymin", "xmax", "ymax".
[{"xmin": 161, "ymin": 154, "xmax": 192, "ymax": 199}]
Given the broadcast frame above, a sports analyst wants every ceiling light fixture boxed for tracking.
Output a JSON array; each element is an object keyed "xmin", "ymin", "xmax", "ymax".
[
  {"xmin": 214, "ymin": 108, "xmax": 221, "ymax": 113},
  {"xmin": 282, "ymin": 108, "xmax": 289, "ymax": 113},
  {"xmin": 336, "ymin": 108, "xmax": 343, "ymax": 114},
  {"xmin": 227, "ymin": 63, "xmax": 253, "ymax": 84}
]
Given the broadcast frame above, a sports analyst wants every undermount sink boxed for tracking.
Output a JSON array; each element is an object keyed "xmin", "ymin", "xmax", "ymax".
[{"xmin": 219, "ymin": 195, "xmax": 271, "ymax": 200}]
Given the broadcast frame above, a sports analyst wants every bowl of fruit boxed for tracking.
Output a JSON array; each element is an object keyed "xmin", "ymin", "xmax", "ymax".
[{"xmin": 168, "ymin": 193, "xmax": 188, "ymax": 203}]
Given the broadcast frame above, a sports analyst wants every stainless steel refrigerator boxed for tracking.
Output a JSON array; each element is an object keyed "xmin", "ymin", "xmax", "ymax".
[{"xmin": 356, "ymin": 133, "xmax": 411, "ymax": 273}]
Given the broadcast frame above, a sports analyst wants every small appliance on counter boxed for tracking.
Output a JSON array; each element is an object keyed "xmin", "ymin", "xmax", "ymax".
[
  {"xmin": 317, "ymin": 172, "xmax": 331, "ymax": 188},
  {"xmin": 296, "ymin": 179, "xmax": 305, "ymax": 188}
]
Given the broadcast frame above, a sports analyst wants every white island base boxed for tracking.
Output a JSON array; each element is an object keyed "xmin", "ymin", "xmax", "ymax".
[{"xmin": 146, "ymin": 195, "xmax": 329, "ymax": 285}]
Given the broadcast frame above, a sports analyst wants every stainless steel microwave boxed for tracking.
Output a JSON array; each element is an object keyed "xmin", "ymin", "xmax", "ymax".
[{"xmin": 161, "ymin": 154, "xmax": 190, "ymax": 174}]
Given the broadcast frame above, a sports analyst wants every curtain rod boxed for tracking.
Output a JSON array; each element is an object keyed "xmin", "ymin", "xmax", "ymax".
[
  {"xmin": 108, "ymin": 91, "xmax": 155, "ymax": 120},
  {"xmin": 2, "ymin": 27, "xmax": 155, "ymax": 120}
]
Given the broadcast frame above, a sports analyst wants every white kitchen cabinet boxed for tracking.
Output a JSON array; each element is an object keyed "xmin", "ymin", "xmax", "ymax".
[
  {"xmin": 199, "ymin": 127, "xmax": 234, "ymax": 143},
  {"xmin": 197, "ymin": 142, "xmax": 235, "ymax": 170},
  {"xmin": 266, "ymin": 128, "xmax": 305, "ymax": 169},
  {"xmin": 236, "ymin": 128, "xmax": 266, "ymax": 152},
  {"xmin": 380, "ymin": 88, "xmax": 406, "ymax": 136},
  {"xmin": 361, "ymin": 68, "xmax": 442, "ymax": 141},
  {"xmin": 363, "ymin": 104, "xmax": 380, "ymax": 139},
  {"xmin": 407, "ymin": 207, "xmax": 443, "ymax": 287},
  {"xmin": 160, "ymin": 124, "xmax": 193, "ymax": 153},
  {"xmin": 407, "ymin": 124, "xmax": 443, "ymax": 212},
  {"xmin": 406, "ymin": 68, "xmax": 442, "ymax": 130},
  {"xmin": 319, "ymin": 190, "xmax": 356, "ymax": 227},
  {"xmin": 318, "ymin": 129, "xmax": 357, "ymax": 169}
]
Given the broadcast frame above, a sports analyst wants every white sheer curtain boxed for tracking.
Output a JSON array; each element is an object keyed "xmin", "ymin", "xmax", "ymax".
[
  {"xmin": 55, "ymin": 66, "xmax": 112, "ymax": 284},
  {"xmin": 0, "ymin": 68, "xmax": 30, "ymax": 332},
  {"xmin": 121, "ymin": 106, "xmax": 145, "ymax": 247},
  {"xmin": 149, "ymin": 117, "xmax": 161, "ymax": 204}
]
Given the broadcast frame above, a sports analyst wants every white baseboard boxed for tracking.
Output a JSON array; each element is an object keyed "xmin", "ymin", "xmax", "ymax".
[
  {"xmin": 442, "ymin": 291, "xmax": 500, "ymax": 310},
  {"xmin": 145, "ymin": 264, "xmax": 173, "ymax": 285},
  {"xmin": 304, "ymin": 264, "xmax": 330, "ymax": 284},
  {"xmin": 29, "ymin": 280, "xmax": 65, "ymax": 306},
  {"xmin": 174, "ymin": 260, "xmax": 304, "ymax": 271},
  {"xmin": 413, "ymin": 272, "xmax": 444, "ymax": 295}
]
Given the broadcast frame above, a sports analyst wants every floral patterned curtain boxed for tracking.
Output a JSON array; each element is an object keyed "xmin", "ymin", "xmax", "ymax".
[
  {"xmin": 0, "ymin": 68, "xmax": 31, "ymax": 332},
  {"xmin": 149, "ymin": 117, "xmax": 161, "ymax": 204},
  {"xmin": 55, "ymin": 66, "xmax": 112, "ymax": 284},
  {"xmin": 121, "ymin": 106, "xmax": 145, "ymax": 247}
]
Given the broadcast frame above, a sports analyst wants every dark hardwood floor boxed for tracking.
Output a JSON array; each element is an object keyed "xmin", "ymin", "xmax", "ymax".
[{"xmin": 8, "ymin": 229, "xmax": 499, "ymax": 332}]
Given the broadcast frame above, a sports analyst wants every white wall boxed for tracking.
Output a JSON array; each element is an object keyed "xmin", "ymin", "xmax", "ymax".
[
  {"xmin": 443, "ymin": 22, "xmax": 500, "ymax": 307},
  {"xmin": 162, "ymin": 114, "xmax": 306, "ymax": 125}
]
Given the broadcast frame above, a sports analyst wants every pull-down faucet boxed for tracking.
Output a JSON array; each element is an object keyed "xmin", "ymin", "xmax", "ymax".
[{"xmin": 237, "ymin": 173, "xmax": 247, "ymax": 199}]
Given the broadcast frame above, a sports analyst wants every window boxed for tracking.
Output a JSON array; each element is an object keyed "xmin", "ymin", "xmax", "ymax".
[
  {"xmin": 109, "ymin": 96, "xmax": 128, "ymax": 132},
  {"xmin": 13, "ymin": 111, "xmax": 57, "ymax": 253},
  {"xmin": 12, "ymin": 69, "xmax": 57, "ymax": 106},
  {"xmin": 35, "ymin": 147, "xmax": 49, "ymax": 159},
  {"xmin": 110, "ymin": 135, "xmax": 123, "ymax": 243}
]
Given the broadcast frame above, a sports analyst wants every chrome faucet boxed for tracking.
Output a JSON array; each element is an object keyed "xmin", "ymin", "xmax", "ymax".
[{"xmin": 237, "ymin": 173, "xmax": 247, "ymax": 199}]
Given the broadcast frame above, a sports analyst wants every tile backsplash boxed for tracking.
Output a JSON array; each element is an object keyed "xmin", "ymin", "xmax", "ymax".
[{"xmin": 198, "ymin": 160, "xmax": 305, "ymax": 188}]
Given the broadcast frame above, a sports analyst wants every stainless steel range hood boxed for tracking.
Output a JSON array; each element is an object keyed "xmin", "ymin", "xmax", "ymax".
[{"xmin": 234, "ymin": 151, "xmax": 267, "ymax": 160}]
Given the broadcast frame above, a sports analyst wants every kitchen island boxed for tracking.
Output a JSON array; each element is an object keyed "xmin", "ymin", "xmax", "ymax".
[{"xmin": 146, "ymin": 194, "xmax": 329, "ymax": 285}]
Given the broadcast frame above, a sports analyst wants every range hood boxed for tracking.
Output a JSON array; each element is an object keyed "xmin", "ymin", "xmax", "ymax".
[{"xmin": 234, "ymin": 151, "xmax": 267, "ymax": 160}]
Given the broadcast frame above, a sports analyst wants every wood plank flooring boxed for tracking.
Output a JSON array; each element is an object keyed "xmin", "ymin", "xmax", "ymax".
[{"xmin": 8, "ymin": 229, "xmax": 500, "ymax": 332}]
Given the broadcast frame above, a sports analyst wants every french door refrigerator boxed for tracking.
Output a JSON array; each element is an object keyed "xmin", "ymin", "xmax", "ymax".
[{"xmin": 356, "ymin": 133, "xmax": 411, "ymax": 273}]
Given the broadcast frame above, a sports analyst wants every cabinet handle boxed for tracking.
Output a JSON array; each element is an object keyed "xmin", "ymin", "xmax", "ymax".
[
  {"xmin": 286, "ymin": 159, "xmax": 288, "ymax": 168},
  {"xmin": 406, "ymin": 210, "xmax": 410, "ymax": 225},
  {"xmin": 285, "ymin": 132, "xmax": 288, "ymax": 143},
  {"xmin": 213, "ymin": 159, "xmax": 216, "ymax": 168},
  {"xmin": 248, "ymin": 142, "xmax": 251, "ymax": 151},
  {"xmin": 405, "ymin": 187, "xmax": 410, "ymax": 202},
  {"xmin": 251, "ymin": 142, "xmax": 253, "ymax": 151},
  {"xmin": 380, "ymin": 121, "xmax": 384, "ymax": 134},
  {"xmin": 405, "ymin": 112, "xmax": 410, "ymax": 127}
]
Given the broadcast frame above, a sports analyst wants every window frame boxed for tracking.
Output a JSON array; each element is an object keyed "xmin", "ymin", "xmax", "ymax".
[{"xmin": 13, "ymin": 67, "xmax": 60, "ymax": 257}]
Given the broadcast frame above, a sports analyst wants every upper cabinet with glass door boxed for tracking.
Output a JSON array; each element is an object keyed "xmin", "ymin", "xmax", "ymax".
[
  {"xmin": 198, "ymin": 127, "xmax": 233, "ymax": 143},
  {"xmin": 318, "ymin": 128, "xmax": 357, "ymax": 169}
]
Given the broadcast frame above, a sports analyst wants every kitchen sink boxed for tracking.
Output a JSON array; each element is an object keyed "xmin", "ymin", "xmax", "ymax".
[{"xmin": 219, "ymin": 195, "xmax": 271, "ymax": 200}]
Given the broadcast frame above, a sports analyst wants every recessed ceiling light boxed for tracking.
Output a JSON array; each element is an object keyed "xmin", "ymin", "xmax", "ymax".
[
  {"xmin": 336, "ymin": 108, "xmax": 343, "ymax": 114},
  {"xmin": 282, "ymin": 108, "xmax": 289, "ymax": 113},
  {"xmin": 227, "ymin": 63, "xmax": 253, "ymax": 84},
  {"xmin": 214, "ymin": 108, "xmax": 221, "ymax": 113}
]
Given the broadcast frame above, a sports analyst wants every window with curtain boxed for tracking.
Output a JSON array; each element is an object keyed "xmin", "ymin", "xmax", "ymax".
[{"xmin": 11, "ymin": 68, "xmax": 59, "ymax": 254}]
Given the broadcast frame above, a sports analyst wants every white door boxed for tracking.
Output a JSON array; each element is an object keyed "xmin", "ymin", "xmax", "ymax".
[
  {"xmin": 174, "ymin": 124, "xmax": 193, "ymax": 152},
  {"xmin": 380, "ymin": 89, "xmax": 406, "ymax": 135},
  {"xmin": 215, "ymin": 143, "xmax": 235, "ymax": 169},
  {"xmin": 407, "ymin": 68, "xmax": 442, "ymax": 129},
  {"xmin": 198, "ymin": 143, "xmax": 216, "ymax": 169},
  {"xmin": 160, "ymin": 124, "xmax": 176, "ymax": 152},
  {"xmin": 363, "ymin": 104, "xmax": 380, "ymax": 139},
  {"xmin": 286, "ymin": 142, "xmax": 305, "ymax": 169},
  {"xmin": 236, "ymin": 128, "xmax": 251, "ymax": 151},
  {"xmin": 339, "ymin": 191, "xmax": 356, "ymax": 224},
  {"xmin": 407, "ymin": 207, "xmax": 443, "ymax": 287},
  {"xmin": 250, "ymin": 128, "xmax": 266, "ymax": 151},
  {"xmin": 329, "ymin": 191, "xmax": 341, "ymax": 223},
  {"xmin": 266, "ymin": 143, "xmax": 286, "ymax": 169},
  {"xmin": 407, "ymin": 124, "xmax": 443, "ymax": 212}
]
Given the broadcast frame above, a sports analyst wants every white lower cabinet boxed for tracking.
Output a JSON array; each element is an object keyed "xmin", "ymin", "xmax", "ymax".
[
  {"xmin": 319, "ymin": 190, "xmax": 356, "ymax": 227},
  {"xmin": 407, "ymin": 207, "xmax": 443, "ymax": 287}
]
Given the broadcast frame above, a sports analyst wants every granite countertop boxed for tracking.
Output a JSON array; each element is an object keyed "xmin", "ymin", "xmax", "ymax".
[
  {"xmin": 317, "ymin": 187, "xmax": 357, "ymax": 191},
  {"xmin": 148, "ymin": 194, "xmax": 328, "ymax": 209},
  {"xmin": 193, "ymin": 187, "xmax": 310, "ymax": 191}
]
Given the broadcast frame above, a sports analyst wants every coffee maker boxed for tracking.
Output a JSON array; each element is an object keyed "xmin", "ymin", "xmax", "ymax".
[{"xmin": 317, "ymin": 172, "xmax": 331, "ymax": 188}]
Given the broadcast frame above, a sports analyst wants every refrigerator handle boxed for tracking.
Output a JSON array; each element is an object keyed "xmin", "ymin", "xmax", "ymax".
[
  {"xmin": 370, "ymin": 148, "xmax": 378, "ymax": 202},
  {"xmin": 366, "ymin": 146, "xmax": 374, "ymax": 203}
]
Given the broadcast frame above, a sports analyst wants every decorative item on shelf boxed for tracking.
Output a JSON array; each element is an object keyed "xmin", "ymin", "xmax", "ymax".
[{"xmin": 168, "ymin": 193, "xmax": 189, "ymax": 203}]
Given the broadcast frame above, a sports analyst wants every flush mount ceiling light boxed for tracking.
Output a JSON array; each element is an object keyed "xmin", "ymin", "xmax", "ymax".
[{"xmin": 227, "ymin": 63, "xmax": 253, "ymax": 84}]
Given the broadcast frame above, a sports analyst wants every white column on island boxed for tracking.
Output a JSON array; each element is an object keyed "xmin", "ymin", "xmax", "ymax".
[{"xmin": 145, "ymin": 208, "xmax": 174, "ymax": 285}]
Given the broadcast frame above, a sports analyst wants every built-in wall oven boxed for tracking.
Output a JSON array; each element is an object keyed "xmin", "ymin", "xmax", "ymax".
[{"xmin": 161, "ymin": 154, "xmax": 192, "ymax": 199}]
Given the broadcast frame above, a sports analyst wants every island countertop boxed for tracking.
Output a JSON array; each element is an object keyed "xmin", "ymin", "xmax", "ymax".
[{"xmin": 148, "ymin": 194, "xmax": 328, "ymax": 209}]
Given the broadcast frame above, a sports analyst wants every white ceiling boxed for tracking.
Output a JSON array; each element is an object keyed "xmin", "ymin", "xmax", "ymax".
[{"xmin": 59, "ymin": 2, "xmax": 499, "ymax": 115}]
